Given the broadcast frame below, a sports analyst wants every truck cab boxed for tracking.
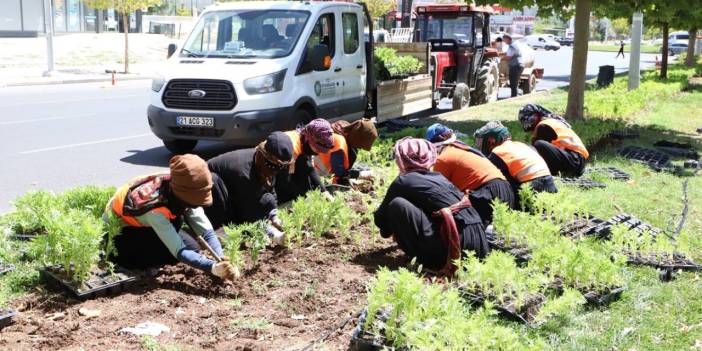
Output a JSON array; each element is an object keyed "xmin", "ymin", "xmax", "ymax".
[{"xmin": 148, "ymin": 1, "xmax": 370, "ymax": 154}]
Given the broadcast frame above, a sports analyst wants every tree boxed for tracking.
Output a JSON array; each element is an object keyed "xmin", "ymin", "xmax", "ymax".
[
  {"xmin": 84, "ymin": 0, "xmax": 163, "ymax": 73},
  {"xmin": 477, "ymin": 0, "xmax": 602, "ymax": 120},
  {"xmin": 669, "ymin": 5, "xmax": 702, "ymax": 67},
  {"xmin": 610, "ymin": 18, "xmax": 629, "ymax": 39},
  {"xmin": 365, "ymin": 0, "xmax": 396, "ymax": 19}
]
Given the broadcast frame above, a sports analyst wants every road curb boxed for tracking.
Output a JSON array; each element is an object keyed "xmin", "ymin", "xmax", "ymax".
[{"xmin": 1, "ymin": 75, "xmax": 155, "ymax": 88}]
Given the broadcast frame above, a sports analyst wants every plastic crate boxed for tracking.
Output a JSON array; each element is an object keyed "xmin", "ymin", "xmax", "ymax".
[
  {"xmin": 616, "ymin": 146, "xmax": 672, "ymax": 170},
  {"xmin": 40, "ymin": 266, "xmax": 138, "ymax": 300},
  {"xmin": 584, "ymin": 167, "xmax": 631, "ymax": 181},
  {"xmin": 556, "ymin": 176, "xmax": 607, "ymax": 189}
]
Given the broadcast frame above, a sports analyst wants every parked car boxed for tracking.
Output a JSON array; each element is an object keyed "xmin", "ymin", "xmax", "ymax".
[
  {"xmin": 652, "ymin": 32, "xmax": 690, "ymax": 46},
  {"xmin": 666, "ymin": 43, "xmax": 689, "ymax": 56},
  {"xmin": 524, "ymin": 35, "xmax": 561, "ymax": 51},
  {"xmin": 555, "ymin": 36, "xmax": 573, "ymax": 46}
]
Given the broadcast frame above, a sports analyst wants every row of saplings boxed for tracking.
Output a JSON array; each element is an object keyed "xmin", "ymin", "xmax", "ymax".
[{"xmin": 353, "ymin": 182, "xmax": 696, "ymax": 350}]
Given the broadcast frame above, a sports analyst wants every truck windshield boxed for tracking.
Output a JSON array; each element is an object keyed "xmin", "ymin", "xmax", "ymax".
[
  {"xmin": 182, "ymin": 10, "xmax": 310, "ymax": 59},
  {"xmin": 416, "ymin": 14, "xmax": 473, "ymax": 44}
]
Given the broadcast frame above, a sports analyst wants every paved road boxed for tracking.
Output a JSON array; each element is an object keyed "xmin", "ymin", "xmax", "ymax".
[{"xmin": 0, "ymin": 49, "xmax": 665, "ymax": 211}]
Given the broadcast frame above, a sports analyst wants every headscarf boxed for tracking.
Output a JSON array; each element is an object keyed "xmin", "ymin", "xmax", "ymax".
[
  {"xmin": 169, "ymin": 154, "xmax": 213, "ymax": 207},
  {"xmin": 332, "ymin": 119, "xmax": 378, "ymax": 151},
  {"xmin": 393, "ymin": 137, "xmax": 437, "ymax": 175},
  {"xmin": 518, "ymin": 103, "xmax": 571, "ymax": 131},
  {"xmin": 299, "ymin": 118, "xmax": 334, "ymax": 153},
  {"xmin": 473, "ymin": 121, "xmax": 511, "ymax": 155},
  {"xmin": 257, "ymin": 132, "xmax": 294, "ymax": 170},
  {"xmin": 425, "ymin": 123, "xmax": 454, "ymax": 143}
]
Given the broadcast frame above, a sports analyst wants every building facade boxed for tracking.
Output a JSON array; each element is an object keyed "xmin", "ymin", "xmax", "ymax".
[
  {"xmin": 489, "ymin": 6, "xmax": 537, "ymax": 36},
  {"xmin": 0, "ymin": 0, "xmax": 213, "ymax": 37}
]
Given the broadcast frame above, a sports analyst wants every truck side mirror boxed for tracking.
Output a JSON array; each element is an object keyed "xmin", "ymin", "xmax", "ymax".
[
  {"xmin": 167, "ymin": 43, "xmax": 177, "ymax": 59},
  {"xmin": 308, "ymin": 44, "xmax": 331, "ymax": 71}
]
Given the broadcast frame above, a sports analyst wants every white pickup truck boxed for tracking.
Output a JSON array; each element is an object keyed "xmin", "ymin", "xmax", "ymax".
[{"xmin": 148, "ymin": 1, "xmax": 377, "ymax": 154}]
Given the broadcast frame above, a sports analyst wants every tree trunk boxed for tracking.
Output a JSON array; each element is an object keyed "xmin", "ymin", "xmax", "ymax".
[
  {"xmin": 123, "ymin": 13, "xmax": 130, "ymax": 74},
  {"xmin": 687, "ymin": 28, "xmax": 697, "ymax": 67},
  {"xmin": 565, "ymin": 0, "xmax": 591, "ymax": 120},
  {"xmin": 661, "ymin": 22, "xmax": 668, "ymax": 79}
]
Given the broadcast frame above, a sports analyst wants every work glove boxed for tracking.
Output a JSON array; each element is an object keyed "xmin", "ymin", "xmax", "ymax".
[
  {"xmin": 266, "ymin": 225, "xmax": 286, "ymax": 246},
  {"xmin": 268, "ymin": 209, "xmax": 283, "ymax": 230},
  {"xmin": 211, "ymin": 261, "xmax": 240, "ymax": 281},
  {"xmin": 322, "ymin": 191, "xmax": 334, "ymax": 202},
  {"xmin": 357, "ymin": 170, "xmax": 374, "ymax": 181}
]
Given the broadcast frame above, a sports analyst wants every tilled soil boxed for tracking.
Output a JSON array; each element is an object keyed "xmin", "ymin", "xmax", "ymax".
[{"xmin": 0, "ymin": 233, "xmax": 405, "ymax": 350}]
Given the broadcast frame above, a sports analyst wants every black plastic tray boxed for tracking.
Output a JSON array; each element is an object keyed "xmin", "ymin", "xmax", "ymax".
[
  {"xmin": 40, "ymin": 265, "xmax": 137, "ymax": 300},
  {"xmin": 0, "ymin": 262, "xmax": 15, "ymax": 275},
  {"xmin": 350, "ymin": 308, "xmax": 398, "ymax": 351},
  {"xmin": 606, "ymin": 213, "xmax": 662, "ymax": 237},
  {"xmin": 684, "ymin": 160, "xmax": 702, "ymax": 169},
  {"xmin": 655, "ymin": 146, "xmax": 699, "ymax": 159},
  {"xmin": 617, "ymin": 146, "xmax": 673, "ymax": 170},
  {"xmin": 326, "ymin": 184, "xmax": 353, "ymax": 194},
  {"xmin": 584, "ymin": 167, "xmax": 631, "ymax": 181},
  {"xmin": 582, "ymin": 287, "xmax": 625, "ymax": 306},
  {"xmin": 556, "ymin": 176, "xmax": 607, "ymax": 189},
  {"xmin": 626, "ymin": 252, "xmax": 702, "ymax": 272},
  {"xmin": 11, "ymin": 232, "xmax": 40, "ymax": 241},
  {"xmin": 559, "ymin": 215, "xmax": 608, "ymax": 238},
  {"xmin": 0, "ymin": 309, "xmax": 16, "ymax": 330},
  {"xmin": 609, "ymin": 129, "xmax": 640, "ymax": 139},
  {"xmin": 459, "ymin": 290, "xmax": 543, "ymax": 324}
]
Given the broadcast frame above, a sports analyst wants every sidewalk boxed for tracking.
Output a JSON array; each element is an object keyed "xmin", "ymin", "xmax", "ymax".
[{"xmin": 0, "ymin": 33, "xmax": 173, "ymax": 87}]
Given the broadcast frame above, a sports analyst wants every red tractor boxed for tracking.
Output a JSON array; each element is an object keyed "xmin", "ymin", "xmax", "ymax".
[{"xmin": 414, "ymin": 4, "xmax": 501, "ymax": 110}]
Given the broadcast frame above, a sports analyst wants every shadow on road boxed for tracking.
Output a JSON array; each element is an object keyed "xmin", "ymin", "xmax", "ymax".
[{"xmin": 121, "ymin": 141, "xmax": 243, "ymax": 167}]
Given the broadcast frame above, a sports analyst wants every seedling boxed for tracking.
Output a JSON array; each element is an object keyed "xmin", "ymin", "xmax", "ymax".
[{"xmin": 280, "ymin": 190, "xmax": 360, "ymax": 245}]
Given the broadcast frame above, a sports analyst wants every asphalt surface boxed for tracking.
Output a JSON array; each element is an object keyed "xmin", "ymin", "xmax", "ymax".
[{"xmin": 0, "ymin": 49, "xmax": 664, "ymax": 211}]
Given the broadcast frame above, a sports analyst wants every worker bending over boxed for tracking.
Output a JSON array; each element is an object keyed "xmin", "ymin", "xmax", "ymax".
[
  {"xmin": 374, "ymin": 137, "xmax": 489, "ymax": 276},
  {"xmin": 425, "ymin": 123, "xmax": 516, "ymax": 224},
  {"xmin": 106, "ymin": 154, "xmax": 237, "ymax": 281},
  {"xmin": 206, "ymin": 132, "xmax": 293, "ymax": 245},
  {"xmin": 276, "ymin": 119, "xmax": 335, "ymax": 203},
  {"xmin": 313, "ymin": 119, "xmax": 378, "ymax": 185},
  {"xmin": 518, "ymin": 104, "xmax": 589, "ymax": 177},
  {"xmin": 474, "ymin": 121, "xmax": 557, "ymax": 196}
]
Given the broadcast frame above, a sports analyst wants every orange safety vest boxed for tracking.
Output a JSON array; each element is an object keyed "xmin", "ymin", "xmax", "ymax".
[
  {"xmin": 492, "ymin": 140, "xmax": 551, "ymax": 183},
  {"xmin": 285, "ymin": 131, "xmax": 304, "ymax": 159},
  {"xmin": 434, "ymin": 143, "xmax": 505, "ymax": 191},
  {"xmin": 314, "ymin": 133, "xmax": 350, "ymax": 177},
  {"xmin": 536, "ymin": 119, "xmax": 589, "ymax": 159},
  {"xmin": 109, "ymin": 174, "xmax": 177, "ymax": 228}
]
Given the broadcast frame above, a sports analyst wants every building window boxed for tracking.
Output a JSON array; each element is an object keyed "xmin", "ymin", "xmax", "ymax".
[{"xmin": 0, "ymin": 0, "xmax": 22, "ymax": 31}]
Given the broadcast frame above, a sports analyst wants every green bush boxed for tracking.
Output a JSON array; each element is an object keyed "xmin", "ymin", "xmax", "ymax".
[{"xmin": 373, "ymin": 47, "xmax": 423, "ymax": 79}]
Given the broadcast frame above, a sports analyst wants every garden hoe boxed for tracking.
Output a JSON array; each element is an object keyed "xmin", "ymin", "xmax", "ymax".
[{"xmin": 196, "ymin": 235, "xmax": 241, "ymax": 279}]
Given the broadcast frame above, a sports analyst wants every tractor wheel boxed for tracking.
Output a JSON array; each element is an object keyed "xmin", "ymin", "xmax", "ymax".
[
  {"xmin": 452, "ymin": 83, "xmax": 470, "ymax": 110},
  {"xmin": 520, "ymin": 73, "xmax": 537, "ymax": 94},
  {"xmin": 472, "ymin": 58, "xmax": 500, "ymax": 105}
]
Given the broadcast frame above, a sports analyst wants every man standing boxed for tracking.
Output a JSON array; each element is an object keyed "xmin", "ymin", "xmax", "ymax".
[
  {"xmin": 616, "ymin": 40, "xmax": 625, "ymax": 59},
  {"xmin": 501, "ymin": 34, "xmax": 523, "ymax": 97}
]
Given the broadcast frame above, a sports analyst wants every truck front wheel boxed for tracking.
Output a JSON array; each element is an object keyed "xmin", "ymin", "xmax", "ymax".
[
  {"xmin": 164, "ymin": 139, "xmax": 198, "ymax": 154},
  {"xmin": 452, "ymin": 83, "xmax": 470, "ymax": 110}
]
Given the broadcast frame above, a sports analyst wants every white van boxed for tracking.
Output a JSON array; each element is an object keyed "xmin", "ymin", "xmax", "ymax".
[
  {"xmin": 148, "ymin": 1, "xmax": 371, "ymax": 153},
  {"xmin": 523, "ymin": 34, "xmax": 561, "ymax": 51},
  {"xmin": 669, "ymin": 31, "xmax": 690, "ymax": 45}
]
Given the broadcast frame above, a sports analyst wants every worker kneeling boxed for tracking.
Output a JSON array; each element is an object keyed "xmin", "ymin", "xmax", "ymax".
[
  {"xmin": 105, "ymin": 154, "xmax": 237, "ymax": 281},
  {"xmin": 474, "ymin": 121, "xmax": 557, "ymax": 197},
  {"xmin": 425, "ymin": 123, "xmax": 516, "ymax": 225},
  {"xmin": 313, "ymin": 119, "xmax": 378, "ymax": 185},
  {"xmin": 374, "ymin": 137, "xmax": 489, "ymax": 276},
  {"xmin": 518, "ymin": 104, "xmax": 589, "ymax": 177}
]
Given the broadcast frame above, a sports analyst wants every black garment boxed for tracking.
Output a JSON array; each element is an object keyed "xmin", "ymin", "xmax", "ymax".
[
  {"xmin": 469, "ymin": 178, "xmax": 516, "ymax": 225},
  {"xmin": 275, "ymin": 155, "xmax": 325, "ymax": 204},
  {"xmin": 527, "ymin": 175, "xmax": 558, "ymax": 193},
  {"xmin": 111, "ymin": 219, "xmax": 199, "ymax": 269},
  {"xmin": 374, "ymin": 171, "xmax": 489, "ymax": 269},
  {"xmin": 509, "ymin": 65, "xmax": 524, "ymax": 97},
  {"xmin": 533, "ymin": 140, "xmax": 586, "ymax": 177},
  {"xmin": 206, "ymin": 148, "xmax": 278, "ymax": 228}
]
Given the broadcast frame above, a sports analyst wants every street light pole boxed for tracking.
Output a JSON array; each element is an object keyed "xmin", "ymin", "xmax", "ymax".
[
  {"xmin": 43, "ymin": 0, "xmax": 55, "ymax": 77},
  {"xmin": 628, "ymin": 11, "xmax": 643, "ymax": 91}
]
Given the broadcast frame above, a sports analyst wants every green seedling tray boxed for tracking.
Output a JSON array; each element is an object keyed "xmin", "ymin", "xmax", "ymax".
[
  {"xmin": 350, "ymin": 308, "xmax": 406, "ymax": 351},
  {"xmin": 582, "ymin": 287, "xmax": 625, "ymax": 306},
  {"xmin": 40, "ymin": 265, "xmax": 138, "ymax": 300},
  {"xmin": 459, "ymin": 289, "xmax": 544, "ymax": 324}
]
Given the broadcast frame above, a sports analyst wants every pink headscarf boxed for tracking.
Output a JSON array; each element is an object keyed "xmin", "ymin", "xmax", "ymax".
[
  {"xmin": 394, "ymin": 137, "xmax": 437, "ymax": 174},
  {"xmin": 299, "ymin": 118, "xmax": 334, "ymax": 153}
]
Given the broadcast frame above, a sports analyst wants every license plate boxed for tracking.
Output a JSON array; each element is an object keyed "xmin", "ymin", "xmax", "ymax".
[{"xmin": 176, "ymin": 116, "xmax": 214, "ymax": 128}]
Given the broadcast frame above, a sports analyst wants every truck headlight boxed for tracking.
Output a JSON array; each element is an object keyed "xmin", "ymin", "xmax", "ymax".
[
  {"xmin": 151, "ymin": 76, "xmax": 166, "ymax": 92},
  {"xmin": 244, "ymin": 69, "xmax": 286, "ymax": 95}
]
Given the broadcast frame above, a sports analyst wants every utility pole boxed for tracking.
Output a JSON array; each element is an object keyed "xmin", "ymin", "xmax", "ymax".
[
  {"xmin": 628, "ymin": 11, "xmax": 643, "ymax": 91},
  {"xmin": 43, "ymin": 0, "xmax": 56, "ymax": 77}
]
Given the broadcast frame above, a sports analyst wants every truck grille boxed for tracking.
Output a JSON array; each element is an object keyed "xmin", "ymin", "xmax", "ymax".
[{"xmin": 162, "ymin": 79, "xmax": 236, "ymax": 111}]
